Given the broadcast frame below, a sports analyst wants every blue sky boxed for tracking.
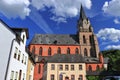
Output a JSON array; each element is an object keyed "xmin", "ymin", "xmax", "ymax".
[{"xmin": 0, "ymin": 0, "xmax": 120, "ymax": 51}]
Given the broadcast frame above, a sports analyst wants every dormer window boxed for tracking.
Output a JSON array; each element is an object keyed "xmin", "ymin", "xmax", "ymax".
[{"xmin": 22, "ymin": 35, "xmax": 25, "ymax": 43}]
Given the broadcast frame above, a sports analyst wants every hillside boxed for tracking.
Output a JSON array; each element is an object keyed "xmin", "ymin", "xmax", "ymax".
[{"xmin": 102, "ymin": 49, "xmax": 120, "ymax": 71}]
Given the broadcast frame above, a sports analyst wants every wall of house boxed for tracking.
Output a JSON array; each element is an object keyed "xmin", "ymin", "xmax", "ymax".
[
  {"xmin": 47, "ymin": 63, "xmax": 86, "ymax": 80},
  {"xmin": 26, "ymin": 58, "xmax": 34, "ymax": 80},
  {"xmin": 6, "ymin": 31, "xmax": 28, "ymax": 80},
  {"xmin": 0, "ymin": 21, "xmax": 15, "ymax": 80},
  {"xmin": 86, "ymin": 63, "xmax": 103, "ymax": 71}
]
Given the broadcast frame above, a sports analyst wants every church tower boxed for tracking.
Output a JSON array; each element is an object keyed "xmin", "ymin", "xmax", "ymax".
[{"xmin": 77, "ymin": 5, "xmax": 99, "ymax": 58}]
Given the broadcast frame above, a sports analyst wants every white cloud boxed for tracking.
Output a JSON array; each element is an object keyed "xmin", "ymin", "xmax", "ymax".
[
  {"xmin": 50, "ymin": 16, "xmax": 67, "ymax": 23},
  {"xmin": 0, "ymin": 0, "xmax": 30, "ymax": 19},
  {"xmin": 106, "ymin": 45, "xmax": 120, "ymax": 50},
  {"xmin": 102, "ymin": 0, "xmax": 120, "ymax": 17},
  {"xmin": 114, "ymin": 18, "xmax": 120, "ymax": 24},
  {"xmin": 97, "ymin": 28, "xmax": 120, "ymax": 42},
  {"xmin": 31, "ymin": 0, "xmax": 92, "ymax": 22}
]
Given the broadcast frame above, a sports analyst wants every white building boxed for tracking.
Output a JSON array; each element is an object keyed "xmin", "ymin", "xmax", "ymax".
[
  {"xmin": 0, "ymin": 20, "xmax": 29, "ymax": 80},
  {"xmin": 0, "ymin": 20, "xmax": 16, "ymax": 80}
]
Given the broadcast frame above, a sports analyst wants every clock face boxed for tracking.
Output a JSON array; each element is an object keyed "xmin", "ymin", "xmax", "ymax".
[{"xmin": 83, "ymin": 19, "xmax": 90, "ymax": 29}]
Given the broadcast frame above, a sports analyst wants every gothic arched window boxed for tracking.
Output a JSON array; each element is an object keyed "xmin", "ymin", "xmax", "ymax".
[
  {"xmin": 84, "ymin": 48, "xmax": 88, "ymax": 57},
  {"xmin": 57, "ymin": 47, "xmax": 61, "ymax": 54},
  {"xmin": 38, "ymin": 64, "xmax": 41, "ymax": 74},
  {"xmin": 48, "ymin": 47, "xmax": 51, "ymax": 56},
  {"xmin": 39, "ymin": 47, "xmax": 42, "ymax": 56},
  {"xmin": 96, "ymin": 65, "xmax": 100, "ymax": 71},
  {"xmin": 75, "ymin": 48, "xmax": 79, "ymax": 54},
  {"xmin": 67, "ymin": 48, "xmax": 70, "ymax": 54},
  {"xmin": 32, "ymin": 46, "xmax": 35, "ymax": 54},
  {"xmin": 83, "ymin": 35, "xmax": 86, "ymax": 44},
  {"xmin": 89, "ymin": 35, "xmax": 92, "ymax": 44},
  {"xmin": 90, "ymin": 48, "xmax": 96, "ymax": 57},
  {"xmin": 89, "ymin": 65, "xmax": 92, "ymax": 71}
]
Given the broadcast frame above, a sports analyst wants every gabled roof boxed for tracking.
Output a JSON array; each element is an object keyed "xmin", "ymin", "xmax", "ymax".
[
  {"xmin": 48, "ymin": 54, "xmax": 85, "ymax": 63},
  {"xmin": 30, "ymin": 34, "xmax": 79, "ymax": 45},
  {"xmin": 11, "ymin": 28, "xmax": 29, "ymax": 39}
]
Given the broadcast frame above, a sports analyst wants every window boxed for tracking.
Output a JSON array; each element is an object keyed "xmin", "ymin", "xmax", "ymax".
[
  {"xmin": 32, "ymin": 46, "xmax": 35, "ymax": 54},
  {"xmin": 39, "ymin": 47, "xmax": 42, "ymax": 56},
  {"xmin": 23, "ymin": 35, "xmax": 25, "ymax": 43},
  {"xmin": 71, "ymin": 75, "xmax": 75, "ymax": 80},
  {"xmin": 59, "ymin": 65, "xmax": 63, "ymax": 70},
  {"xmin": 48, "ymin": 47, "xmax": 51, "ymax": 56},
  {"xmin": 29, "ymin": 75, "xmax": 32, "ymax": 80},
  {"xmin": 90, "ymin": 48, "xmax": 96, "ymax": 57},
  {"xmin": 59, "ymin": 74, "xmax": 63, "ymax": 80},
  {"xmin": 96, "ymin": 65, "xmax": 100, "ymax": 71},
  {"xmin": 10, "ymin": 71, "xmax": 14, "ymax": 80},
  {"xmin": 71, "ymin": 65, "xmax": 74, "ymax": 70},
  {"xmin": 51, "ymin": 64, "xmax": 55, "ymax": 70},
  {"xmin": 65, "ymin": 65, "xmax": 69, "ymax": 70},
  {"xmin": 79, "ymin": 75, "xmax": 83, "ymax": 80},
  {"xmin": 75, "ymin": 48, "xmax": 79, "ymax": 54},
  {"xmin": 79, "ymin": 65, "xmax": 82, "ymax": 70},
  {"xmin": 38, "ymin": 64, "xmax": 41, "ymax": 74},
  {"xmin": 24, "ymin": 56, "xmax": 27, "ymax": 65},
  {"xmin": 57, "ymin": 47, "xmax": 61, "ymax": 54},
  {"xmin": 84, "ymin": 48, "xmax": 88, "ymax": 57},
  {"xmin": 22, "ymin": 54, "xmax": 24, "ymax": 63},
  {"xmin": 51, "ymin": 75, "xmax": 54, "ymax": 80},
  {"xmin": 15, "ymin": 72, "xmax": 18, "ymax": 80},
  {"xmin": 67, "ymin": 47, "xmax": 70, "ymax": 54},
  {"xmin": 89, "ymin": 35, "xmax": 92, "ymax": 44},
  {"xmin": 83, "ymin": 36, "xmax": 86, "ymax": 44},
  {"xmin": 89, "ymin": 65, "xmax": 92, "ymax": 71},
  {"xmin": 89, "ymin": 35, "xmax": 94, "ymax": 44},
  {"xmin": 19, "ymin": 70, "xmax": 22, "ymax": 80},
  {"xmin": 23, "ymin": 73, "xmax": 25, "ymax": 80},
  {"xmin": 18, "ymin": 51, "xmax": 21, "ymax": 61},
  {"xmin": 14, "ymin": 47, "xmax": 18, "ymax": 59}
]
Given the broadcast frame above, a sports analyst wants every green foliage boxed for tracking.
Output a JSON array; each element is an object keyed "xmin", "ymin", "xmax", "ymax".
[
  {"xmin": 102, "ymin": 49, "xmax": 120, "ymax": 71},
  {"xmin": 86, "ymin": 76, "xmax": 100, "ymax": 80}
]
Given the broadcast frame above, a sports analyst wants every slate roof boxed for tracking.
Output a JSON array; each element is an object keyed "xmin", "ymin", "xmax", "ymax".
[
  {"xmin": 80, "ymin": 5, "xmax": 87, "ymax": 20},
  {"xmin": 30, "ymin": 34, "xmax": 79, "ymax": 45},
  {"xmin": 85, "ymin": 57, "xmax": 100, "ymax": 63},
  {"xmin": 47, "ymin": 54, "xmax": 85, "ymax": 63},
  {"xmin": 11, "ymin": 28, "xmax": 29, "ymax": 39}
]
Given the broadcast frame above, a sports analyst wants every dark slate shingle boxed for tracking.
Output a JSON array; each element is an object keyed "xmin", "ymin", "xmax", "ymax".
[{"xmin": 30, "ymin": 34, "xmax": 79, "ymax": 45}]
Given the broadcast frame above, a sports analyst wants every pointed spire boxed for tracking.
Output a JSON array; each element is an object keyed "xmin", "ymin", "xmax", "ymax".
[{"xmin": 80, "ymin": 5, "xmax": 87, "ymax": 19}]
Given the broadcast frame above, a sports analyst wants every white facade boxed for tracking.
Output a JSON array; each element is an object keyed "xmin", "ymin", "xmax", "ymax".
[
  {"xmin": 6, "ymin": 30, "xmax": 29, "ymax": 80},
  {"xmin": 0, "ymin": 21, "xmax": 16, "ymax": 80},
  {"xmin": 0, "ymin": 20, "xmax": 29, "ymax": 80}
]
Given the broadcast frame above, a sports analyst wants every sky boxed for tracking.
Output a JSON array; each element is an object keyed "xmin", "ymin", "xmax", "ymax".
[{"xmin": 0, "ymin": 0, "xmax": 120, "ymax": 51}]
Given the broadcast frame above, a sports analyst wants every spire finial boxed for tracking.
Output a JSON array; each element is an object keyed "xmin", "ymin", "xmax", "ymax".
[{"xmin": 80, "ymin": 4, "xmax": 87, "ymax": 19}]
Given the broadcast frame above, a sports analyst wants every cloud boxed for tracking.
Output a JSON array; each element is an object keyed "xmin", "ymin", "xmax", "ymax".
[
  {"xmin": 0, "ymin": 0, "xmax": 30, "ymax": 19},
  {"xmin": 102, "ymin": 0, "xmax": 120, "ymax": 17},
  {"xmin": 97, "ymin": 28, "xmax": 120, "ymax": 42},
  {"xmin": 105, "ymin": 45, "xmax": 120, "ymax": 50},
  {"xmin": 114, "ymin": 18, "xmax": 120, "ymax": 24},
  {"xmin": 31, "ymin": 0, "xmax": 92, "ymax": 23},
  {"xmin": 50, "ymin": 16, "xmax": 67, "ymax": 23}
]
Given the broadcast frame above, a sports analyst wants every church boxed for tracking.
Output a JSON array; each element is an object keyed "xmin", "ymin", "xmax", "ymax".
[{"xmin": 29, "ymin": 5, "xmax": 107, "ymax": 80}]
